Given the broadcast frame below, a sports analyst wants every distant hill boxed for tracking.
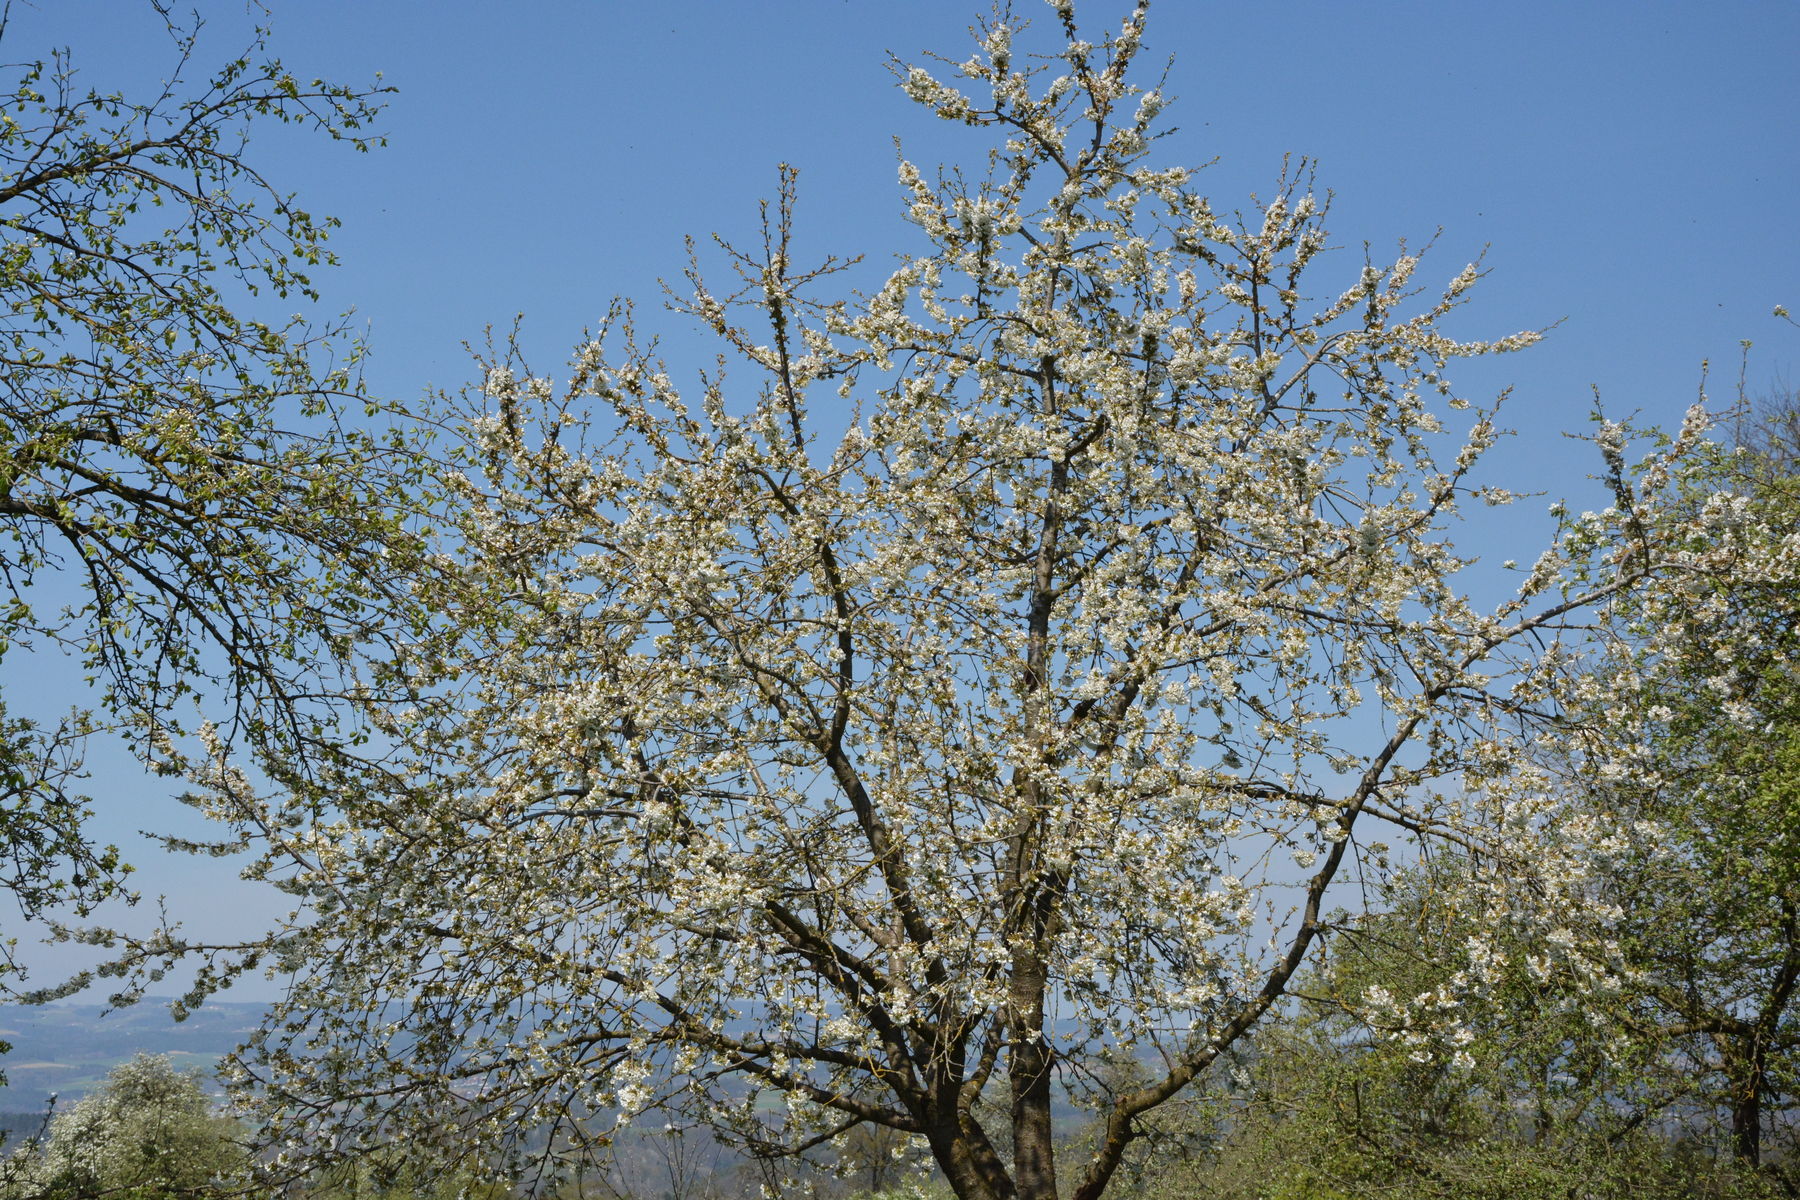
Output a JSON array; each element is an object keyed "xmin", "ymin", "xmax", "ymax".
[{"xmin": 0, "ymin": 997, "xmax": 272, "ymax": 1110}]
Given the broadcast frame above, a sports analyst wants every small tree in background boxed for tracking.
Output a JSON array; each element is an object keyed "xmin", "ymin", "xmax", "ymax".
[
  {"xmin": 1127, "ymin": 867, "xmax": 1779, "ymax": 1200},
  {"xmin": 1548, "ymin": 367, "xmax": 1800, "ymax": 1175},
  {"xmin": 0, "ymin": 1054, "xmax": 243, "ymax": 1199},
  {"xmin": 1127, "ymin": 362, "xmax": 1800, "ymax": 1199}
]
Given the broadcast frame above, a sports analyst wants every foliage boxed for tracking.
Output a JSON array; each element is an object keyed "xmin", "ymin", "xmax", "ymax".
[
  {"xmin": 1124, "ymin": 377, "xmax": 1800, "ymax": 1199},
  {"xmin": 1124, "ymin": 871, "xmax": 1782, "ymax": 1200},
  {"xmin": 302, "ymin": 1151, "xmax": 516, "ymax": 1200},
  {"xmin": 1164, "ymin": 411, "xmax": 1800, "ymax": 1200},
  {"xmin": 140, "ymin": 4, "xmax": 1754, "ymax": 1199},
  {"xmin": 1544, "ymin": 379, "xmax": 1800, "ymax": 1173},
  {"xmin": 0, "ymin": 3, "xmax": 419, "ymax": 995},
  {"xmin": 0, "ymin": 1053, "xmax": 244, "ymax": 1199}
]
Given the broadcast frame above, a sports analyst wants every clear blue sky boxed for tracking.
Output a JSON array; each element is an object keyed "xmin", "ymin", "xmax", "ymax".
[{"xmin": 8, "ymin": 0, "xmax": 1797, "ymax": 1003}]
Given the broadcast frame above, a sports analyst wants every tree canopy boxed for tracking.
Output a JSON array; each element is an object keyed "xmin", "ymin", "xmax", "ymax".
[
  {"xmin": 1545, "ymin": 382, "xmax": 1800, "ymax": 1172},
  {"xmin": 124, "ymin": 6, "xmax": 1784, "ymax": 1200},
  {"xmin": 0, "ymin": 4, "xmax": 417, "ymax": 990}
]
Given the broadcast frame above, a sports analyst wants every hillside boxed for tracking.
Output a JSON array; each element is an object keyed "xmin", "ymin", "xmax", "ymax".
[{"xmin": 0, "ymin": 998, "xmax": 272, "ymax": 1110}]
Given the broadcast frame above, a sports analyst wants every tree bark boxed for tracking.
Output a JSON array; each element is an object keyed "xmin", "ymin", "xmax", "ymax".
[
  {"xmin": 1011, "ymin": 955, "xmax": 1059, "ymax": 1200},
  {"xmin": 1730, "ymin": 1039, "xmax": 1766, "ymax": 1167},
  {"xmin": 928, "ymin": 1113, "xmax": 1014, "ymax": 1200}
]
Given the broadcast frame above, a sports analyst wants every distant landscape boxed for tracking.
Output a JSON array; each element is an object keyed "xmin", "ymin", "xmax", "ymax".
[{"xmin": 0, "ymin": 999, "xmax": 270, "ymax": 1109}]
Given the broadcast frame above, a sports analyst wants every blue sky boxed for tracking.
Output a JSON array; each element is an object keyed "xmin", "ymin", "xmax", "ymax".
[{"xmin": 7, "ymin": 0, "xmax": 1797, "ymax": 1003}]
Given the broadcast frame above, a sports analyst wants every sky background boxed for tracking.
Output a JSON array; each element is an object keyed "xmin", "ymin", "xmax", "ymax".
[{"xmin": 4, "ymin": 0, "xmax": 1796, "ymax": 1010}]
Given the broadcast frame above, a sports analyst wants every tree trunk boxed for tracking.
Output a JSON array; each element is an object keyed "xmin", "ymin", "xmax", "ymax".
[
  {"xmin": 1731, "ymin": 1040, "xmax": 1766, "ymax": 1167},
  {"xmin": 928, "ymin": 1114, "xmax": 1014, "ymax": 1200},
  {"xmin": 1010, "ymin": 957, "xmax": 1060, "ymax": 1200}
]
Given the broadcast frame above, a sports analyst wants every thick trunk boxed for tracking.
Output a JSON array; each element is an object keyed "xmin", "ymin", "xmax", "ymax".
[
  {"xmin": 1011, "ymin": 1035, "xmax": 1059, "ymax": 1200},
  {"xmin": 928, "ymin": 1115, "xmax": 1015, "ymax": 1200},
  {"xmin": 1010, "ymin": 958, "xmax": 1060, "ymax": 1200}
]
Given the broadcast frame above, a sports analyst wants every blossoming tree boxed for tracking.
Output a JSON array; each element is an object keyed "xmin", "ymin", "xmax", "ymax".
[
  {"xmin": 1551, "ymin": 379, "xmax": 1800, "ymax": 1170},
  {"xmin": 170, "ymin": 5, "xmax": 1732, "ymax": 1198}
]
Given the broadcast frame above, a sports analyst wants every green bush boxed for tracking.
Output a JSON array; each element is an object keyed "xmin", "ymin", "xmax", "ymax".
[{"xmin": 0, "ymin": 1053, "xmax": 244, "ymax": 1200}]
